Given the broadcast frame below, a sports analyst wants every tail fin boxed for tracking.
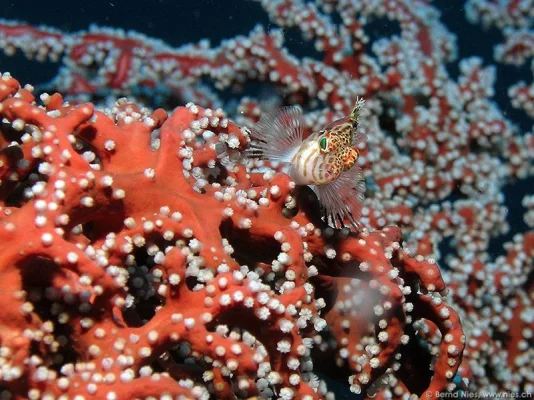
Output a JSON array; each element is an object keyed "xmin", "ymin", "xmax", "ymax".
[{"xmin": 246, "ymin": 106, "xmax": 304, "ymax": 163}]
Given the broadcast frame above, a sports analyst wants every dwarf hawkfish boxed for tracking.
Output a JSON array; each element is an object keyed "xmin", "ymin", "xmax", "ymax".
[{"xmin": 245, "ymin": 99, "xmax": 367, "ymax": 230}]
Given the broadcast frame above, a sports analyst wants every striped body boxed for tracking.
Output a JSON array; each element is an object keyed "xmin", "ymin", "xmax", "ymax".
[{"xmin": 290, "ymin": 131, "xmax": 335, "ymax": 185}]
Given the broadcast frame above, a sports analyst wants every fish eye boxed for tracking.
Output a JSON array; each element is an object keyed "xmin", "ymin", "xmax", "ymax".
[{"xmin": 319, "ymin": 137, "xmax": 328, "ymax": 151}]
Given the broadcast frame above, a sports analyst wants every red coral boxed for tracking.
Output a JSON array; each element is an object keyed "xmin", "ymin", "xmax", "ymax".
[{"xmin": 0, "ymin": 73, "xmax": 464, "ymax": 399}]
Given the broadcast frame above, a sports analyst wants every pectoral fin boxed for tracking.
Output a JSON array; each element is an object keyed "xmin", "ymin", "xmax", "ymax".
[{"xmin": 313, "ymin": 166, "xmax": 366, "ymax": 230}]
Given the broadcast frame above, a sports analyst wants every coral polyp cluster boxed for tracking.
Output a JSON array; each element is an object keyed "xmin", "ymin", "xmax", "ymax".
[{"xmin": 0, "ymin": 72, "xmax": 464, "ymax": 399}]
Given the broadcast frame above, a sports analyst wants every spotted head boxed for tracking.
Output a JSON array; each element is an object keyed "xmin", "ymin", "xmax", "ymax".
[
  {"xmin": 316, "ymin": 98, "xmax": 366, "ymax": 175},
  {"xmin": 318, "ymin": 128, "xmax": 349, "ymax": 154}
]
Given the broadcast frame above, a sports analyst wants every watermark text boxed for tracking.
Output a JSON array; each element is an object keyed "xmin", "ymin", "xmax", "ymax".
[{"xmin": 429, "ymin": 392, "xmax": 532, "ymax": 399}]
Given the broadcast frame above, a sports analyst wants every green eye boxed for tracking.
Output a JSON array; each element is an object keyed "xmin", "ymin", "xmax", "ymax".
[{"xmin": 319, "ymin": 137, "xmax": 328, "ymax": 151}]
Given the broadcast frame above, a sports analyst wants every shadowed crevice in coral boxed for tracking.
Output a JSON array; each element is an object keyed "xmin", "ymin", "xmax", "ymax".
[
  {"xmin": 18, "ymin": 256, "xmax": 80, "ymax": 371},
  {"xmin": 395, "ymin": 324, "xmax": 434, "ymax": 395},
  {"xmin": 122, "ymin": 243, "xmax": 169, "ymax": 326},
  {"xmin": 206, "ymin": 307, "xmax": 291, "ymax": 373},
  {"xmin": 219, "ymin": 219, "xmax": 281, "ymax": 266}
]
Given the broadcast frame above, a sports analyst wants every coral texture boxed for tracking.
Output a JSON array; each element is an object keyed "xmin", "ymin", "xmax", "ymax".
[
  {"xmin": 0, "ymin": 0, "xmax": 533, "ymax": 398},
  {"xmin": 0, "ymin": 73, "xmax": 462, "ymax": 399}
]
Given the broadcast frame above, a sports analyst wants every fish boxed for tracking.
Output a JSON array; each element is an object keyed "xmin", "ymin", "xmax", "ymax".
[{"xmin": 246, "ymin": 99, "xmax": 367, "ymax": 230}]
